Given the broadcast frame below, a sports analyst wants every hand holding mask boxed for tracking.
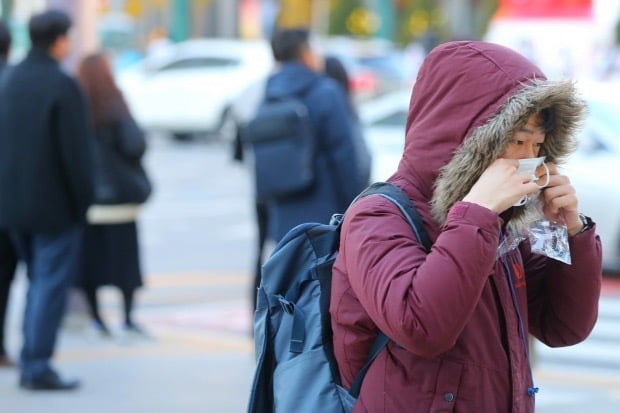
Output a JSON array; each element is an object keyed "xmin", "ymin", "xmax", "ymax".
[{"xmin": 512, "ymin": 156, "xmax": 550, "ymax": 206}]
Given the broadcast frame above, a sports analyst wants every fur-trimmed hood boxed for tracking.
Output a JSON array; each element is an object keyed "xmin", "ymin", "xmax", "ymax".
[{"xmin": 396, "ymin": 41, "xmax": 586, "ymax": 232}]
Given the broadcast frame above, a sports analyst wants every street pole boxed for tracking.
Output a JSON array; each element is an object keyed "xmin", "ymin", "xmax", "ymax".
[
  {"xmin": 311, "ymin": 0, "xmax": 330, "ymax": 37},
  {"xmin": 368, "ymin": 0, "xmax": 395, "ymax": 41},
  {"xmin": 1, "ymin": 0, "xmax": 13, "ymax": 19},
  {"xmin": 171, "ymin": 0, "xmax": 190, "ymax": 42},
  {"xmin": 441, "ymin": 0, "xmax": 474, "ymax": 40}
]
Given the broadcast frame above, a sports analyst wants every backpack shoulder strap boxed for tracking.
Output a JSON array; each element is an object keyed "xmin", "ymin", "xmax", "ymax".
[
  {"xmin": 356, "ymin": 181, "xmax": 432, "ymax": 251},
  {"xmin": 348, "ymin": 181, "xmax": 431, "ymax": 398}
]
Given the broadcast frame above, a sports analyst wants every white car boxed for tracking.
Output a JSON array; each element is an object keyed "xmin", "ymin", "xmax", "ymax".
[
  {"xmin": 563, "ymin": 82, "xmax": 620, "ymax": 272},
  {"xmin": 116, "ymin": 38, "xmax": 274, "ymax": 141},
  {"xmin": 360, "ymin": 86, "xmax": 620, "ymax": 272}
]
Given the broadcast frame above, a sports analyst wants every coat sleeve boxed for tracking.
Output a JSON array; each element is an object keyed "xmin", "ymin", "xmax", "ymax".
[
  {"xmin": 342, "ymin": 198, "xmax": 501, "ymax": 358},
  {"xmin": 525, "ymin": 219, "xmax": 602, "ymax": 347},
  {"xmin": 116, "ymin": 111, "xmax": 146, "ymax": 161},
  {"xmin": 314, "ymin": 81, "xmax": 360, "ymax": 209},
  {"xmin": 55, "ymin": 75, "xmax": 95, "ymax": 218}
]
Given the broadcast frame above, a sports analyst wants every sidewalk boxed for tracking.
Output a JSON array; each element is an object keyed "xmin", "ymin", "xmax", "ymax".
[
  {"xmin": 2, "ymin": 270, "xmax": 620, "ymax": 412},
  {"xmin": 0, "ymin": 269, "xmax": 255, "ymax": 413}
]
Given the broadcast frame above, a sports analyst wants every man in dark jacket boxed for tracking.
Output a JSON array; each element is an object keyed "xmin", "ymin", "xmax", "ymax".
[
  {"xmin": 246, "ymin": 28, "xmax": 361, "ymax": 312},
  {"xmin": 0, "ymin": 18, "xmax": 18, "ymax": 369},
  {"xmin": 0, "ymin": 10, "xmax": 94, "ymax": 390},
  {"xmin": 330, "ymin": 41, "xmax": 602, "ymax": 412},
  {"xmin": 263, "ymin": 28, "xmax": 361, "ymax": 241}
]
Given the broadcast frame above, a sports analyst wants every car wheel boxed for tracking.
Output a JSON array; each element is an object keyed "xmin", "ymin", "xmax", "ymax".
[
  {"xmin": 217, "ymin": 108, "xmax": 237, "ymax": 143},
  {"xmin": 171, "ymin": 132, "xmax": 194, "ymax": 142}
]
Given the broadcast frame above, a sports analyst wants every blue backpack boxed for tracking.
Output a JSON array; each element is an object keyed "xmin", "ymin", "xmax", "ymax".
[
  {"xmin": 243, "ymin": 94, "xmax": 315, "ymax": 202},
  {"xmin": 248, "ymin": 182, "xmax": 432, "ymax": 412}
]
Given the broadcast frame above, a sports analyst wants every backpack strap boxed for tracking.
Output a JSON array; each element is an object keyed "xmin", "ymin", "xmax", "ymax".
[
  {"xmin": 357, "ymin": 182, "xmax": 432, "ymax": 252},
  {"xmin": 348, "ymin": 181, "xmax": 432, "ymax": 398},
  {"xmin": 349, "ymin": 333, "xmax": 390, "ymax": 398}
]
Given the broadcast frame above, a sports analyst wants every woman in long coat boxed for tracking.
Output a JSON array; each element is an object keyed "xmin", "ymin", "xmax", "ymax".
[{"xmin": 76, "ymin": 53, "xmax": 151, "ymax": 337}]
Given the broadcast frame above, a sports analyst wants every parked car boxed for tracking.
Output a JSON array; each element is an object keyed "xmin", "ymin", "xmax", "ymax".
[
  {"xmin": 116, "ymin": 38, "xmax": 274, "ymax": 141},
  {"xmin": 321, "ymin": 36, "xmax": 415, "ymax": 102},
  {"xmin": 563, "ymin": 81, "xmax": 620, "ymax": 272},
  {"xmin": 360, "ymin": 85, "xmax": 620, "ymax": 272}
]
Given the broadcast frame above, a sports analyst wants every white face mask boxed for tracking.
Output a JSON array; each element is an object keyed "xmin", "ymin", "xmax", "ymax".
[{"xmin": 513, "ymin": 156, "xmax": 550, "ymax": 206}]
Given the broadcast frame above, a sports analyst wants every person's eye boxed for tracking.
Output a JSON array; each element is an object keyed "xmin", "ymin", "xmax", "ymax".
[
  {"xmin": 512, "ymin": 140, "xmax": 524, "ymax": 145},
  {"xmin": 535, "ymin": 142, "xmax": 544, "ymax": 148}
]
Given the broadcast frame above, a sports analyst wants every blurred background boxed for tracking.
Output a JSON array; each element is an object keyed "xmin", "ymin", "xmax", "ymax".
[{"xmin": 1, "ymin": 1, "xmax": 620, "ymax": 412}]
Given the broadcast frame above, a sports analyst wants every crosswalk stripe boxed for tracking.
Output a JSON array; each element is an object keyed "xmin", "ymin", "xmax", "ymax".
[{"xmin": 534, "ymin": 296, "xmax": 620, "ymax": 374}]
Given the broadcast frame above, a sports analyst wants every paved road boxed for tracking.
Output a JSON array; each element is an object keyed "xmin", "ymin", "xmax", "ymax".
[
  {"xmin": 1, "ymin": 135, "xmax": 257, "ymax": 412},
  {"xmin": 1, "ymin": 136, "xmax": 619, "ymax": 412},
  {"xmin": 534, "ymin": 294, "xmax": 620, "ymax": 412}
]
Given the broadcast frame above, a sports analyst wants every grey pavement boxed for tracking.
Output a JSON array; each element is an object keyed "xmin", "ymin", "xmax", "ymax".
[
  {"xmin": 1, "ymin": 135, "xmax": 619, "ymax": 412},
  {"xmin": 1, "ymin": 135, "xmax": 257, "ymax": 413}
]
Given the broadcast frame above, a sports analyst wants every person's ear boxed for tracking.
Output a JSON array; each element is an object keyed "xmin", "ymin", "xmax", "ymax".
[
  {"xmin": 300, "ymin": 47, "xmax": 324, "ymax": 72},
  {"xmin": 50, "ymin": 35, "xmax": 70, "ymax": 61}
]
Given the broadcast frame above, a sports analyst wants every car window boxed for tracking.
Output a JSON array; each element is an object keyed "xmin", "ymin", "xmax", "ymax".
[
  {"xmin": 158, "ymin": 57, "xmax": 239, "ymax": 72},
  {"xmin": 582, "ymin": 100, "xmax": 620, "ymax": 154},
  {"xmin": 589, "ymin": 101, "xmax": 620, "ymax": 136},
  {"xmin": 371, "ymin": 110, "xmax": 408, "ymax": 127},
  {"xmin": 358, "ymin": 54, "xmax": 404, "ymax": 77},
  {"xmin": 580, "ymin": 128, "xmax": 610, "ymax": 153}
]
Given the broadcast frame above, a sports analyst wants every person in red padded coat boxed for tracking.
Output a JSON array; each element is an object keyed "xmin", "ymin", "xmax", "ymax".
[{"xmin": 330, "ymin": 40, "xmax": 602, "ymax": 412}]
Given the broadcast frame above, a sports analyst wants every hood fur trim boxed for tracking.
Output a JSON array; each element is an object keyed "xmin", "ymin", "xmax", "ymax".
[{"xmin": 431, "ymin": 79, "xmax": 587, "ymax": 230}]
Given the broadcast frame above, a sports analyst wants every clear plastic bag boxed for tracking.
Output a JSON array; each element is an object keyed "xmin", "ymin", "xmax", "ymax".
[
  {"xmin": 497, "ymin": 225, "xmax": 525, "ymax": 258},
  {"xmin": 527, "ymin": 219, "xmax": 571, "ymax": 264},
  {"xmin": 497, "ymin": 194, "xmax": 572, "ymax": 265}
]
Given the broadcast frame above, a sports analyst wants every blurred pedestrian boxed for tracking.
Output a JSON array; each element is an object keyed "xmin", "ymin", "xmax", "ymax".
[
  {"xmin": 260, "ymin": 28, "xmax": 361, "ymax": 241},
  {"xmin": 76, "ymin": 52, "xmax": 151, "ymax": 339},
  {"xmin": 330, "ymin": 40, "xmax": 602, "ymax": 412},
  {"xmin": 0, "ymin": 18, "xmax": 19, "ymax": 369},
  {"xmin": 0, "ymin": 20, "xmax": 10, "ymax": 70},
  {"xmin": 324, "ymin": 55, "xmax": 372, "ymax": 191},
  {"xmin": 0, "ymin": 10, "xmax": 95, "ymax": 390},
  {"xmin": 245, "ymin": 28, "xmax": 361, "ymax": 311}
]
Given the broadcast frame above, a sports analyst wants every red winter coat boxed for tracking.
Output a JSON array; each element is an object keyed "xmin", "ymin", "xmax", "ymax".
[{"xmin": 330, "ymin": 41, "xmax": 602, "ymax": 412}]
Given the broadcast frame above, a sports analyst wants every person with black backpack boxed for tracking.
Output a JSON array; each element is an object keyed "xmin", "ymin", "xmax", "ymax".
[
  {"xmin": 330, "ymin": 41, "xmax": 602, "ymax": 412},
  {"xmin": 243, "ymin": 29, "xmax": 363, "ymax": 314},
  {"xmin": 245, "ymin": 28, "xmax": 361, "ymax": 244}
]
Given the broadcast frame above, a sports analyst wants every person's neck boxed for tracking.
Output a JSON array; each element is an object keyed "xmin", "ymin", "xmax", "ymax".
[
  {"xmin": 32, "ymin": 45, "xmax": 65, "ymax": 63},
  {"xmin": 49, "ymin": 48, "xmax": 64, "ymax": 62}
]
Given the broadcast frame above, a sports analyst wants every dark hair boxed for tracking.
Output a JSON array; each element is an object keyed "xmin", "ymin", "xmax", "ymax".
[
  {"xmin": 324, "ymin": 55, "xmax": 350, "ymax": 96},
  {"xmin": 270, "ymin": 28, "xmax": 310, "ymax": 62},
  {"xmin": 540, "ymin": 107, "xmax": 555, "ymax": 135},
  {"xmin": 77, "ymin": 53, "xmax": 129, "ymax": 129},
  {"xmin": 0, "ymin": 20, "xmax": 10, "ymax": 57},
  {"xmin": 28, "ymin": 9, "xmax": 71, "ymax": 51}
]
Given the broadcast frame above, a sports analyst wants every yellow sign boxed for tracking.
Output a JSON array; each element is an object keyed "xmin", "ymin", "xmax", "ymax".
[
  {"xmin": 125, "ymin": 0, "xmax": 142, "ymax": 17},
  {"xmin": 277, "ymin": 0, "xmax": 312, "ymax": 28}
]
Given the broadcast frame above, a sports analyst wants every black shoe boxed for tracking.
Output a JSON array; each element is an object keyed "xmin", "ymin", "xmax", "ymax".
[
  {"xmin": 0, "ymin": 354, "xmax": 16, "ymax": 368},
  {"xmin": 20, "ymin": 370, "xmax": 80, "ymax": 391},
  {"xmin": 90, "ymin": 320, "xmax": 112, "ymax": 338},
  {"xmin": 122, "ymin": 322, "xmax": 152, "ymax": 340}
]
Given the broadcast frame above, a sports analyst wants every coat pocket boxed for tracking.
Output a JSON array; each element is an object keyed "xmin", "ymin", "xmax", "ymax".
[{"xmin": 430, "ymin": 358, "xmax": 464, "ymax": 413}]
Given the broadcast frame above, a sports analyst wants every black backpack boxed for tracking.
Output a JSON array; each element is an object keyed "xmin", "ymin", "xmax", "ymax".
[
  {"xmin": 248, "ymin": 182, "xmax": 432, "ymax": 412},
  {"xmin": 243, "ymin": 94, "xmax": 315, "ymax": 202}
]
